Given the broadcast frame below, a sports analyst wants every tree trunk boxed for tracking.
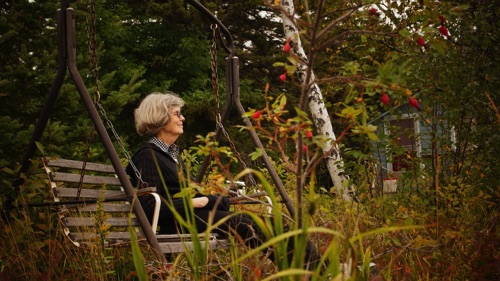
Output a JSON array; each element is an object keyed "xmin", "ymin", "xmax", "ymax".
[{"xmin": 279, "ymin": 0, "xmax": 354, "ymax": 201}]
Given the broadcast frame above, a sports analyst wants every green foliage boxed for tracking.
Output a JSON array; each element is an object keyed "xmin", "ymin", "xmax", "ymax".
[
  {"xmin": 129, "ymin": 222, "xmax": 147, "ymax": 281},
  {"xmin": 0, "ymin": 0, "xmax": 498, "ymax": 280},
  {"xmin": 0, "ymin": 159, "xmax": 141, "ymax": 279}
]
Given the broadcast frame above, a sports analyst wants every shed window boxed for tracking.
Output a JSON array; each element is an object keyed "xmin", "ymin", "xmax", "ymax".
[{"xmin": 385, "ymin": 115, "xmax": 421, "ymax": 174}]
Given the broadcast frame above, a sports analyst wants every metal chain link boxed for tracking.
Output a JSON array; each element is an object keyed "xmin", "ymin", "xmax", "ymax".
[
  {"xmin": 211, "ymin": 25, "xmax": 220, "ymax": 123},
  {"xmin": 85, "ymin": 0, "xmax": 99, "ymax": 102},
  {"xmin": 77, "ymin": 0, "xmax": 100, "ymax": 198},
  {"xmin": 216, "ymin": 119, "xmax": 257, "ymax": 187},
  {"xmin": 210, "ymin": 25, "xmax": 257, "ymax": 187},
  {"xmin": 83, "ymin": 0, "xmax": 146, "ymax": 188},
  {"xmin": 96, "ymin": 102, "xmax": 147, "ymax": 188}
]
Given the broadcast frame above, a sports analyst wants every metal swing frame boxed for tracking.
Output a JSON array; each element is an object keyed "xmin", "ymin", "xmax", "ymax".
[
  {"xmin": 14, "ymin": 0, "xmax": 295, "ymax": 263},
  {"xmin": 187, "ymin": 0, "xmax": 295, "ymax": 218}
]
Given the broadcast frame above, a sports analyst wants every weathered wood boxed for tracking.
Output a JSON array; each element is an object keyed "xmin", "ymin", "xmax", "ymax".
[
  {"xmin": 45, "ymin": 157, "xmax": 117, "ymax": 173},
  {"xmin": 55, "ymin": 187, "xmax": 127, "ymax": 200},
  {"xmin": 64, "ymin": 217, "xmax": 139, "ymax": 227},
  {"xmin": 157, "ymin": 234, "xmax": 231, "ymax": 252},
  {"xmin": 51, "ymin": 172, "xmax": 122, "ymax": 186},
  {"xmin": 44, "ymin": 157, "xmax": 232, "ymax": 254},
  {"xmin": 70, "ymin": 231, "xmax": 142, "ymax": 241},
  {"xmin": 76, "ymin": 203, "xmax": 132, "ymax": 213}
]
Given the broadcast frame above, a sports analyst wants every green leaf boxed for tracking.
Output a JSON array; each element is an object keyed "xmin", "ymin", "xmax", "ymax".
[
  {"xmin": 338, "ymin": 106, "xmax": 363, "ymax": 119},
  {"xmin": 250, "ymin": 148, "xmax": 264, "ymax": 160},
  {"xmin": 35, "ymin": 142, "xmax": 46, "ymax": 156},
  {"xmin": 294, "ymin": 107, "xmax": 309, "ymax": 118},
  {"xmin": 428, "ymin": 39, "xmax": 445, "ymax": 55},
  {"xmin": 285, "ymin": 64, "xmax": 297, "ymax": 75},
  {"xmin": 399, "ymin": 28, "xmax": 411, "ymax": 38},
  {"xmin": 129, "ymin": 224, "xmax": 147, "ymax": 281}
]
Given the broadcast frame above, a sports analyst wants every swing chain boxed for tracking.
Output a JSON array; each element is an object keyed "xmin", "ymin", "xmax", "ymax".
[
  {"xmin": 211, "ymin": 24, "xmax": 221, "ymax": 124},
  {"xmin": 96, "ymin": 102, "xmax": 147, "ymax": 188},
  {"xmin": 83, "ymin": 0, "xmax": 146, "ymax": 188},
  {"xmin": 210, "ymin": 25, "xmax": 257, "ymax": 187},
  {"xmin": 77, "ymin": 0, "xmax": 100, "ymax": 199},
  {"xmin": 85, "ymin": 0, "xmax": 99, "ymax": 102}
]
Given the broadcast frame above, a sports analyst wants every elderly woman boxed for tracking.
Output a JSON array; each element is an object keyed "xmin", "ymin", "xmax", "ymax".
[
  {"xmin": 126, "ymin": 92, "xmax": 234, "ymax": 235},
  {"xmin": 127, "ymin": 92, "xmax": 319, "ymax": 267}
]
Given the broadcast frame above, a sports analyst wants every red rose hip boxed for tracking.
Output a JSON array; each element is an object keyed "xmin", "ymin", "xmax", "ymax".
[{"xmin": 381, "ymin": 93, "xmax": 390, "ymax": 105}]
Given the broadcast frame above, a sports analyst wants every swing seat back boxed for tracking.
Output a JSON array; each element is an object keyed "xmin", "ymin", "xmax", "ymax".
[{"xmin": 42, "ymin": 157, "xmax": 230, "ymax": 253}]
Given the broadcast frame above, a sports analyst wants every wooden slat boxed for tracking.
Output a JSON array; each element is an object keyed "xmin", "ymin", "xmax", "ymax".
[
  {"xmin": 68, "ymin": 232, "xmax": 230, "ymax": 253},
  {"xmin": 69, "ymin": 231, "xmax": 141, "ymax": 241},
  {"xmin": 44, "ymin": 157, "xmax": 117, "ymax": 173},
  {"xmin": 156, "ymin": 234, "xmax": 196, "ymax": 241},
  {"xmin": 70, "ymin": 232, "xmax": 229, "ymax": 243},
  {"xmin": 55, "ymin": 188, "xmax": 127, "ymax": 200},
  {"xmin": 159, "ymin": 239, "xmax": 230, "ymax": 253},
  {"xmin": 52, "ymin": 172, "xmax": 121, "ymax": 186},
  {"xmin": 63, "ymin": 217, "xmax": 139, "ymax": 227},
  {"xmin": 75, "ymin": 203, "xmax": 133, "ymax": 213},
  {"xmin": 159, "ymin": 242, "xmax": 191, "ymax": 253},
  {"xmin": 44, "ymin": 157, "xmax": 232, "ymax": 254}
]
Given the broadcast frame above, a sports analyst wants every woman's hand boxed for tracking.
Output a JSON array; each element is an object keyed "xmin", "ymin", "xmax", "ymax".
[{"xmin": 192, "ymin": 197, "xmax": 209, "ymax": 208}]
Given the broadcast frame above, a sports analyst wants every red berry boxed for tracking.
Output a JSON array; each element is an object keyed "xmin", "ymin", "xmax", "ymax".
[
  {"xmin": 252, "ymin": 110, "xmax": 262, "ymax": 120},
  {"xmin": 369, "ymin": 8, "xmax": 379, "ymax": 16},
  {"xmin": 439, "ymin": 26, "xmax": 449, "ymax": 37},
  {"xmin": 279, "ymin": 73, "xmax": 287, "ymax": 82},
  {"xmin": 381, "ymin": 93, "xmax": 390, "ymax": 105},
  {"xmin": 302, "ymin": 144, "xmax": 308, "ymax": 153},
  {"xmin": 409, "ymin": 97, "xmax": 419, "ymax": 109},
  {"xmin": 438, "ymin": 15, "xmax": 445, "ymax": 24},
  {"xmin": 305, "ymin": 131, "xmax": 313, "ymax": 139},
  {"xmin": 283, "ymin": 41, "xmax": 291, "ymax": 53},
  {"xmin": 417, "ymin": 37, "xmax": 426, "ymax": 47}
]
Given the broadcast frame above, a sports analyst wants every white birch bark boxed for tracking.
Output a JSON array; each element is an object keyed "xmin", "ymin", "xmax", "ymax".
[{"xmin": 280, "ymin": 0, "xmax": 354, "ymax": 201}]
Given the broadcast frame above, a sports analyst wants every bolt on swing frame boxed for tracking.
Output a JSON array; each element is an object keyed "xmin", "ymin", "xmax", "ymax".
[{"xmin": 14, "ymin": 0, "xmax": 295, "ymax": 263}]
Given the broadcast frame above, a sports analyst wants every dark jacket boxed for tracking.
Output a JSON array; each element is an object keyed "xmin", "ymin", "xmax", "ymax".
[{"xmin": 126, "ymin": 142, "xmax": 229, "ymax": 224}]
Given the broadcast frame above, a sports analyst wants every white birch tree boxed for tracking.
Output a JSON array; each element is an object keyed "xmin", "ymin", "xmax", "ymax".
[{"xmin": 277, "ymin": 0, "xmax": 356, "ymax": 201}]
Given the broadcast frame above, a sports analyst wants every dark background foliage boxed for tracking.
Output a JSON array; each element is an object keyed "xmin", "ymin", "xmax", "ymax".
[{"xmin": 0, "ymin": 1, "xmax": 498, "ymax": 279}]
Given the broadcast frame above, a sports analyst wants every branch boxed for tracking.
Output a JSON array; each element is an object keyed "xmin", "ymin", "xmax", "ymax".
[
  {"xmin": 315, "ymin": 5, "xmax": 361, "ymax": 40},
  {"xmin": 315, "ymin": 74, "xmax": 375, "ymax": 85},
  {"xmin": 303, "ymin": 122, "xmax": 354, "ymax": 179},
  {"xmin": 316, "ymin": 29, "xmax": 399, "ymax": 51},
  {"xmin": 485, "ymin": 92, "xmax": 500, "ymax": 126}
]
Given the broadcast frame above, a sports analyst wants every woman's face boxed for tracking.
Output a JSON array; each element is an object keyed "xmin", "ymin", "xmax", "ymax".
[{"xmin": 162, "ymin": 106, "xmax": 185, "ymax": 138}]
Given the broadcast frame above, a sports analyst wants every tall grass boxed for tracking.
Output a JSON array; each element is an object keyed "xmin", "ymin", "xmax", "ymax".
[{"xmin": 1, "ymin": 147, "xmax": 496, "ymax": 280}]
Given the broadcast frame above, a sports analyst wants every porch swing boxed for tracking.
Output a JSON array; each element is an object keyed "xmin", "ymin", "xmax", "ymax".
[{"xmin": 14, "ymin": 0, "xmax": 296, "ymax": 263}]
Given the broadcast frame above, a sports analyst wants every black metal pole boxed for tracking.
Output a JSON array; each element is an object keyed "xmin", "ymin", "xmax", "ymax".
[
  {"xmin": 185, "ymin": 0, "xmax": 233, "ymax": 55},
  {"xmin": 14, "ymin": 8, "xmax": 67, "ymax": 190},
  {"xmin": 227, "ymin": 57, "xmax": 296, "ymax": 217},
  {"xmin": 64, "ymin": 8, "xmax": 166, "ymax": 263},
  {"xmin": 186, "ymin": 0, "xmax": 295, "ymax": 216}
]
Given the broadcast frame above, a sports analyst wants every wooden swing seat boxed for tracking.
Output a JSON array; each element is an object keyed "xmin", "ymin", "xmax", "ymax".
[{"xmin": 42, "ymin": 157, "xmax": 230, "ymax": 254}]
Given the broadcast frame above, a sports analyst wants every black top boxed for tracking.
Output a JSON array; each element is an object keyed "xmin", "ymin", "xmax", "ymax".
[
  {"xmin": 126, "ymin": 142, "xmax": 187, "ymax": 219},
  {"xmin": 126, "ymin": 142, "xmax": 228, "ymax": 222}
]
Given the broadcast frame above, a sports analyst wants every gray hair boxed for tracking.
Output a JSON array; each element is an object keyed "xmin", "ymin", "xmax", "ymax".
[{"xmin": 134, "ymin": 92, "xmax": 185, "ymax": 136}]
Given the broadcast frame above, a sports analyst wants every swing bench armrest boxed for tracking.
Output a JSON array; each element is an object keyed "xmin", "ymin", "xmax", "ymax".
[
  {"xmin": 150, "ymin": 193, "xmax": 161, "ymax": 234},
  {"xmin": 136, "ymin": 187, "xmax": 157, "ymax": 195},
  {"xmin": 134, "ymin": 187, "xmax": 161, "ymax": 234}
]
